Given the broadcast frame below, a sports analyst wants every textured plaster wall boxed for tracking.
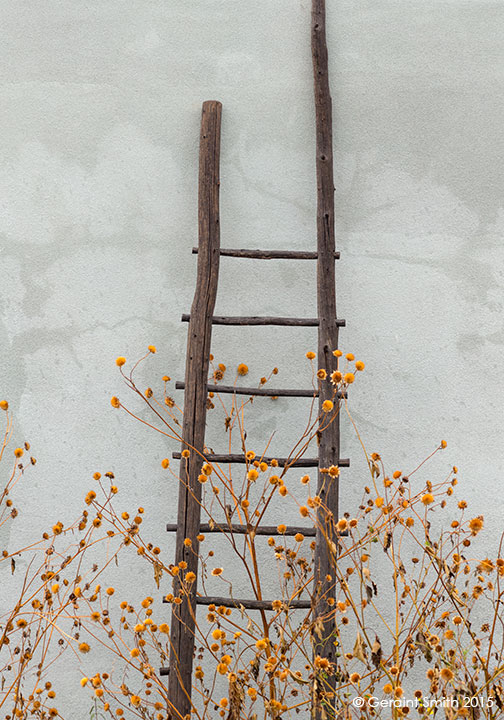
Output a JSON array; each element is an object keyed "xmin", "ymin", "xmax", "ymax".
[{"xmin": 1, "ymin": 0, "xmax": 503, "ymax": 713}]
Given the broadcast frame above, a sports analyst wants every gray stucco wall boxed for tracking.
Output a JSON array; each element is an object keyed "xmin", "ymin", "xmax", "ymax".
[{"xmin": 1, "ymin": 0, "xmax": 502, "ymax": 714}]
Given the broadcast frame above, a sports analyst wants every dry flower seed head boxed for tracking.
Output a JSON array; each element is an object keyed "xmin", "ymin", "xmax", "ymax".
[
  {"xmin": 345, "ymin": 353, "xmax": 355, "ymax": 361},
  {"xmin": 306, "ymin": 351, "xmax": 316, "ymax": 360},
  {"xmin": 79, "ymin": 643, "xmax": 90, "ymax": 653},
  {"xmin": 14, "ymin": 448, "xmax": 23, "ymax": 458},
  {"xmin": 278, "ymin": 485, "xmax": 287, "ymax": 496},
  {"xmin": 317, "ymin": 369, "xmax": 327, "ymax": 379},
  {"xmin": 116, "ymin": 356, "xmax": 126, "ymax": 367},
  {"xmin": 245, "ymin": 451, "xmax": 256, "ymax": 461},
  {"xmin": 440, "ymin": 439, "xmax": 447, "ymax": 448},
  {"xmin": 328, "ymin": 465, "xmax": 340, "ymax": 477},
  {"xmin": 301, "ymin": 474, "xmax": 310, "ymax": 484},
  {"xmin": 237, "ymin": 363, "xmax": 248, "ymax": 376},
  {"xmin": 161, "ymin": 458, "xmax": 170, "ymax": 469},
  {"xmin": 440, "ymin": 668, "xmax": 454, "ymax": 682},
  {"xmin": 110, "ymin": 396, "xmax": 120, "ymax": 408},
  {"xmin": 147, "ymin": 345, "xmax": 156, "ymax": 353},
  {"xmin": 299, "ymin": 506, "xmax": 309, "ymax": 517},
  {"xmin": 247, "ymin": 469, "xmax": 259, "ymax": 482},
  {"xmin": 330, "ymin": 370, "xmax": 342, "ymax": 384},
  {"xmin": 336, "ymin": 518, "xmax": 348, "ymax": 532},
  {"xmin": 183, "ymin": 538, "xmax": 192, "ymax": 547},
  {"xmin": 185, "ymin": 571, "xmax": 196, "ymax": 583},
  {"xmin": 469, "ymin": 516, "xmax": 484, "ymax": 535},
  {"xmin": 344, "ymin": 372, "xmax": 355, "ymax": 384},
  {"xmin": 322, "ymin": 400, "xmax": 333, "ymax": 412},
  {"xmin": 211, "ymin": 567, "xmax": 223, "ymax": 576},
  {"xmin": 181, "ymin": 449, "xmax": 190, "ymax": 458},
  {"xmin": 198, "ymin": 474, "xmax": 207, "ymax": 483},
  {"xmin": 0, "ymin": 400, "xmax": 8, "ymax": 411},
  {"xmin": 145, "ymin": 387, "xmax": 153, "ymax": 398},
  {"xmin": 277, "ymin": 524, "xmax": 287, "ymax": 534},
  {"xmin": 333, "ymin": 349, "xmax": 342, "ymax": 357},
  {"xmin": 422, "ymin": 493, "xmax": 435, "ymax": 505},
  {"xmin": 355, "ymin": 360, "xmax": 365, "ymax": 371}
]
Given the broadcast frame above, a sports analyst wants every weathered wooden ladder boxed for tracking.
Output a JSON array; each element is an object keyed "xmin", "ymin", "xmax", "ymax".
[{"xmin": 165, "ymin": 2, "xmax": 346, "ymax": 718}]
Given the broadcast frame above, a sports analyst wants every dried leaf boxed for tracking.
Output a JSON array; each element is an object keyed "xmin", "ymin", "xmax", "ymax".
[
  {"xmin": 153, "ymin": 561, "xmax": 163, "ymax": 589},
  {"xmin": 371, "ymin": 635, "xmax": 382, "ymax": 668},
  {"xmin": 353, "ymin": 632, "xmax": 367, "ymax": 663}
]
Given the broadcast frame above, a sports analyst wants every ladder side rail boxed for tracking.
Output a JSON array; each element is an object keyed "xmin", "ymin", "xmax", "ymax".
[
  {"xmin": 167, "ymin": 100, "xmax": 222, "ymax": 719},
  {"xmin": 312, "ymin": 0, "xmax": 340, "ymax": 717}
]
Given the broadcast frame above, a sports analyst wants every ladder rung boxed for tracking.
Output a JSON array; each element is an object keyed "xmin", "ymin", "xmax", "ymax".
[
  {"xmin": 164, "ymin": 595, "xmax": 312, "ymax": 610},
  {"xmin": 175, "ymin": 381, "xmax": 331, "ymax": 398},
  {"xmin": 192, "ymin": 247, "xmax": 340, "ymax": 260},
  {"xmin": 172, "ymin": 452, "xmax": 350, "ymax": 468},
  {"xmin": 166, "ymin": 523, "xmax": 316, "ymax": 536},
  {"xmin": 166, "ymin": 522, "xmax": 349, "ymax": 537},
  {"xmin": 182, "ymin": 314, "xmax": 345, "ymax": 327}
]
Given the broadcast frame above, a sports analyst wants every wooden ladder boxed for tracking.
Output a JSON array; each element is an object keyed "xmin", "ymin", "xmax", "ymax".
[{"xmin": 165, "ymin": 2, "xmax": 346, "ymax": 718}]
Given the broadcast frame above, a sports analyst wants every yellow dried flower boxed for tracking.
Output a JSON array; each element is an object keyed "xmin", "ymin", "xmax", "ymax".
[
  {"xmin": 306, "ymin": 351, "xmax": 316, "ymax": 360},
  {"xmin": 422, "ymin": 493, "xmax": 434, "ymax": 505},
  {"xmin": 322, "ymin": 400, "xmax": 333, "ymax": 413},
  {"xmin": 237, "ymin": 363, "xmax": 249, "ymax": 376},
  {"xmin": 148, "ymin": 345, "xmax": 157, "ymax": 353},
  {"xmin": 469, "ymin": 516, "xmax": 484, "ymax": 535},
  {"xmin": 116, "ymin": 356, "xmax": 126, "ymax": 367},
  {"xmin": 355, "ymin": 361, "xmax": 365, "ymax": 371},
  {"xmin": 161, "ymin": 458, "xmax": 170, "ymax": 469},
  {"xmin": 343, "ymin": 373, "xmax": 355, "ymax": 384},
  {"xmin": 0, "ymin": 400, "xmax": 8, "ymax": 411}
]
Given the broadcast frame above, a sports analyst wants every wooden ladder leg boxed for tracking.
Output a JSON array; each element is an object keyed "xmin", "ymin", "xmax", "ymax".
[
  {"xmin": 312, "ymin": 0, "xmax": 340, "ymax": 718},
  {"xmin": 167, "ymin": 100, "xmax": 222, "ymax": 719}
]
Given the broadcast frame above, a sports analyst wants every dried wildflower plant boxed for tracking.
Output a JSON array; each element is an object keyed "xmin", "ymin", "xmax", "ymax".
[{"xmin": 1, "ymin": 348, "xmax": 503, "ymax": 720}]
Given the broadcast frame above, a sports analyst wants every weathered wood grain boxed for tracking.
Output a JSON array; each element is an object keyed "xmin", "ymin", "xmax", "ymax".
[
  {"xmin": 175, "ymin": 381, "xmax": 321, "ymax": 397},
  {"xmin": 167, "ymin": 100, "xmax": 222, "ymax": 719},
  {"xmin": 312, "ymin": 1, "xmax": 340, "ymax": 717},
  {"xmin": 192, "ymin": 247, "xmax": 340, "ymax": 260},
  {"xmin": 181, "ymin": 314, "xmax": 345, "ymax": 326},
  {"xmin": 171, "ymin": 452, "xmax": 350, "ymax": 467}
]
